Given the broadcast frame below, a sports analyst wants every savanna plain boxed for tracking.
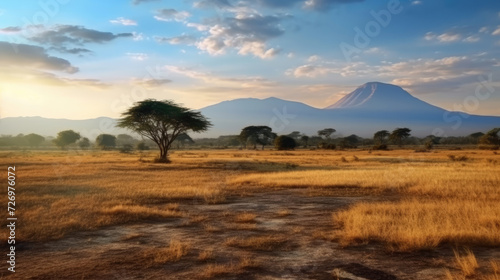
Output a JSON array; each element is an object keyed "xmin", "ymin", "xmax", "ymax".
[{"xmin": 1, "ymin": 148, "xmax": 499, "ymax": 279}]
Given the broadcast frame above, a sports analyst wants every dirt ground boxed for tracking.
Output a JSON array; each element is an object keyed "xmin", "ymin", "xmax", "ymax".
[{"xmin": 5, "ymin": 187, "xmax": 497, "ymax": 280}]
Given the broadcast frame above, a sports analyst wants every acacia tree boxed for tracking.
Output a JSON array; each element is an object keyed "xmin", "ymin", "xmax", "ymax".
[
  {"xmin": 118, "ymin": 99, "xmax": 211, "ymax": 163},
  {"xmin": 390, "ymin": 128, "xmax": 411, "ymax": 147},
  {"xmin": 373, "ymin": 130, "xmax": 390, "ymax": 144},
  {"xmin": 53, "ymin": 130, "xmax": 81, "ymax": 150},
  {"xmin": 318, "ymin": 128, "xmax": 336, "ymax": 142},
  {"xmin": 239, "ymin": 126, "xmax": 275, "ymax": 150}
]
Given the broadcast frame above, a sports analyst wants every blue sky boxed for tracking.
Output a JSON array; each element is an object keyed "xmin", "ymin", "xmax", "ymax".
[{"xmin": 0, "ymin": 0, "xmax": 499, "ymax": 119}]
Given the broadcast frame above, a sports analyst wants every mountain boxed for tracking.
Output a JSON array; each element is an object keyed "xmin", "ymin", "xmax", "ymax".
[
  {"xmin": 199, "ymin": 82, "xmax": 500, "ymax": 137},
  {"xmin": 1, "ymin": 82, "xmax": 499, "ymax": 138}
]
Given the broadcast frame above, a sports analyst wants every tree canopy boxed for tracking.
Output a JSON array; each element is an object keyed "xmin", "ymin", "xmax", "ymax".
[
  {"xmin": 373, "ymin": 130, "xmax": 390, "ymax": 144},
  {"xmin": 25, "ymin": 133, "xmax": 45, "ymax": 147},
  {"xmin": 239, "ymin": 126, "xmax": 275, "ymax": 150},
  {"xmin": 274, "ymin": 135, "xmax": 296, "ymax": 150},
  {"xmin": 117, "ymin": 99, "xmax": 211, "ymax": 162},
  {"xmin": 53, "ymin": 130, "xmax": 81, "ymax": 150},
  {"xmin": 318, "ymin": 128, "xmax": 336, "ymax": 141},
  {"xmin": 96, "ymin": 134, "xmax": 117, "ymax": 150},
  {"xmin": 479, "ymin": 128, "xmax": 500, "ymax": 146},
  {"xmin": 390, "ymin": 128, "xmax": 411, "ymax": 146}
]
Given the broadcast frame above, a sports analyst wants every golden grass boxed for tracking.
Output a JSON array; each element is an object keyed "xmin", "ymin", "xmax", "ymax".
[
  {"xmin": 199, "ymin": 255, "xmax": 260, "ymax": 279},
  {"xmin": 1, "ymin": 149, "xmax": 498, "ymax": 255},
  {"xmin": 146, "ymin": 239, "xmax": 190, "ymax": 264},
  {"xmin": 198, "ymin": 249, "xmax": 215, "ymax": 261},
  {"xmin": 454, "ymin": 248, "xmax": 478, "ymax": 277},
  {"xmin": 234, "ymin": 212, "xmax": 257, "ymax": 223},
  {"xmin": 225, "ymin": 234, "xmax": 289, "ymax": 251}
]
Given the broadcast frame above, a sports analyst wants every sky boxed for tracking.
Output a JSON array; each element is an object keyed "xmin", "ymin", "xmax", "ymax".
[{"xmin": 0, "ymin": 0, "xmax": 499, "ymax": 119}]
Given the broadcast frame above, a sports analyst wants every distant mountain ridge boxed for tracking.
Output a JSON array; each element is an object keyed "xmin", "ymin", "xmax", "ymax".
[{"xmin": 1, "ymin": 82, "xmax": 499, "ymax": 138}]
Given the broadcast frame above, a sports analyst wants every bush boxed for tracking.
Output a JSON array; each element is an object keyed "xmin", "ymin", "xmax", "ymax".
[
  {"xmin": 120, "ymin": 144, "xmax": 134, "ymax": 154},
  {"xmin": 136, "ymin": 142, "xmax": 150, "ymax": 151},
  {"xmin": 448, "ymin": 155, "xmax": 468, "ymax": 161},
  {"xmin": 372, "ymin": 144, "xmax": 388, "ymax": 150},
  {"xmin": 274, "ymin": 136, "xmax": 296, "ymax": 150},
  {"xmin": 478, "ymin": 144, "xmax": 499, "ymax": 150},
  {"xmin": 319, "ymin": 142, "xmax": 336, "ymax": 150}
]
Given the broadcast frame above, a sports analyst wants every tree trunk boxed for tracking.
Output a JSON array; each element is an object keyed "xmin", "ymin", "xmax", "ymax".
[{"xmin": 156, "ymin": 144, "xmax": 171, "ymax": 163}]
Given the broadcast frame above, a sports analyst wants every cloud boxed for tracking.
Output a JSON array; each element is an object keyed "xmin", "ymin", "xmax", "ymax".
[
  {"xmin": 492, "ymin": 26, "xmax": 500, "ymax": 36},
  {"xmin": 307, "ymin": 55, "xmax": 320, "ymax": 62},
  {"xmin": 186, "ymin": 22, "xmax": 210, "ymax": 31},
  {"xmin": 154, "ymin": 9, "xmax": 191, "ymax": 22},
  {"xmin": 0, "ymin": 41, "xmax": 78, "ymax": 73},
  {"xmin": 479, "ymin": 27, "xmax": 489, "ymax": 33},
  {"xmin": 195, "ymin": 13, "xmax": 287, "ymax": 59},
  {"xmin": 425, "ymin": 32, "xmax": 462, "ymax": 43},
  {"xmin": 195, "ymin": 0, "xmax": 364, "ymax": 11},
  {"xmin": 27, "ymin": 25, "xmax": 133, "ymax": 53},
  {"xmin": 164, "ymin": 65, "xmax": 275, "ymax": 87},
  {"xmin": 154, "ymin": 34, "xmax": 196, "ymax": 45},
  {"xmin": 132, "ymin": 32, "xmax": 145, "ymax": 41},
  {"xmin": 110, "ymin": 17, "xmax": 137, "ymax": 26},
  {"xmin": 132, "ymin": 0, "xmax": 159, "ymax": 5},
  {"xmin": 302, "ymin": 0, "xmax": 365, "ymax": 11},
  {"xmin": 126, "ymin": 52, "xmax": 149, "ymax": 61},
  {"xmin": 0, "ymin": 26, "xmax": 21, "ymax": 34},
  {"xmin": 463, "ymin": 35, "xmax": 480, "ymax": 43},
  {"xmin": 287, "ymin": 64, "xmax": 333, "ymax": 78},
  {"xmin": 132, "ymin": 78, "xmax": 172, "ymax": 88},
  {"xmin": 411, "ymin": 0, "xmax": 422, "ymax": 5},
  {"xmin": 55, "ymin": 46, "xmax": 93, "ymax": 55}
]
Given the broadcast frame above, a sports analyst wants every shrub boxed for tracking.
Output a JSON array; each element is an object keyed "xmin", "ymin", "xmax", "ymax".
[
  {"xmin": 274, "ymin": 135, "xmax": 296, "ymax": 150},
  {"xmin": 120, "ymin": 144, "xmax": 134, "ymax": 154},
  {"xmin": 137, "ymin": 142, "xmax": 150, "ymax": 151},
  {"xmin": 448, "ymin": 155, "xmax": 468, "ymax": 161},
  {"xmin": 319, "ymin": 142, "xmax": 336, "ymax": 150},
  {"xmin": 372, "ymin": 144, "xmax": 388, "ymax": 150}
]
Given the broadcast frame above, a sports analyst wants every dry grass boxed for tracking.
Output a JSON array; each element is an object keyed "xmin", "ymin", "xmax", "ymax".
[
  {"xmin": 454, "ymin": 248, "xmax": 479, "ymax": 277},
  {"xmin": 234, "ymin": 212, "xmax": 257, "ymax": 223},
  {"xmin": 198, "ymin": 249, "xmax": 215, "ymax": 261},
  {"xmin": 1, "ymin": 149, "xmax": 498, "ymax": 257},
  {"xmin": 225, "ymin": 234, "xmax": 289, "ymax": 251},
  {"xmin": 276, "ymin": 209, "xmax": 291, "ymax": 217},
  {"xmin": 146, "ymin": 239, "xmax": 190, "ymax": 264},
  {"xmin": 199, "ymin": 255, "xmax": 260, "ymax": 279}
]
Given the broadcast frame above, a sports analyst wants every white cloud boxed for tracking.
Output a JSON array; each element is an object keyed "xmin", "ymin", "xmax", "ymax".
[
  {"xmin": 194, "ymin": 13, "xmax": 286, "ymax": 59},
  {"xmin": 186, "ymin": 22, "xmax": 210, "ymax": 31},
  {"xmin": 164, "ymin": 65, "xmax": 274, "ymax": 87},
  {"xmin": 425, "ymin": 32, "xmax": 461, "ymax": 43},
  {"xmin": 154, "ymin": 9, "xmax": 191, "ymax": 22},
  {"xmin": 411, "ymin": 1, "xmax": 422, "ymax": 5},
  {"xmin": 287, "ymin": 52, "xmax": 294, "ymax": 58},
  {"xmin": 126, "ymin": 52, "xmax": 148, "ymax": 61},
  {"xmin": 109, "ymin": 17, "xmax": 137, "ymax": 26},
  {"xmin": 155, "ymin": 34, "xmax": 196, "ymax": 45},
  {"xmin": 364, "ymin": 47, "xmax": 382, "ymax": 54},
  {"xmin": 307, "ymin": 55, "xmax": 320, "ymax": 62},
  {"xmin": 479, "ymin": 27, "xmax": 489, "ymax": 33},
  {"xmin": 463, "ymin": 36, "xmax": 480, "ymax": 43},
  {"xmin": 492, "ymin": 26, "xmax": 500, "ymax": 36},
  {"xmin": 132, "ymin": 32, "xmax": 145, "ymax": 41}
]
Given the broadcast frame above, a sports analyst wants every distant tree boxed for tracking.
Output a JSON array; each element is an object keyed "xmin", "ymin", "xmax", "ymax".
[
  {"xmin": 136, "ymin": 142, "xmax": 149, "ymax": 151},
  {"xmin": 274, "ymin": 135, "xmax": 296, "ymax": 150},
  {"xmin": 78, "ymin": 137, "xmax": 91, "ymax": 150},
  {"xmin": 116, "ymin": 134, "xmax": 136, "ymax": 147},
  {"xmin": 24, "ymin": 133, "xmax": 45, "ymax": 147},
  {"xmin": 300, "ymin": 135, "xmax": 309, "ymax": 148},
  {"xmin": 479, "ymin": 128, "xmax": 500, "ymax": 146},
  {"xmin": 373, "ymin": 130, "xmax": 390, "ymax": 144},
  {"xmin": 175, "ymin": 133, "xmax": 194, "ymax": 148},
  {"xmin": 390, "ymin": 128, "xmax": 411, "ymax": 147},
  {"xmin": 339, "ymin": 134, "xmax": 360, "ymax": 149},
  {"xmin": 469, "ymin": 132, "xmax": 485, "ymax": 139},
  {"xmin": 239, "ymin": 126, "xmax": 275, "ymax": 150},
  {"xmin": 53, "ymin": 130, "xmax": 81, "ymax": 150},
  {"xmin": 317, "ymin": 128, "xmax": 336, "ymax": 141},
  {"xmin": 118, "ymin": 99, "xmax": 211, "ymax": 163},
  {"xmin": 96, "ymin": 134, "xmax": 117, "ymax": 150},
  {"xmin": 287, "ymin": 131, "xmax": 302, "ymax": 140}
]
